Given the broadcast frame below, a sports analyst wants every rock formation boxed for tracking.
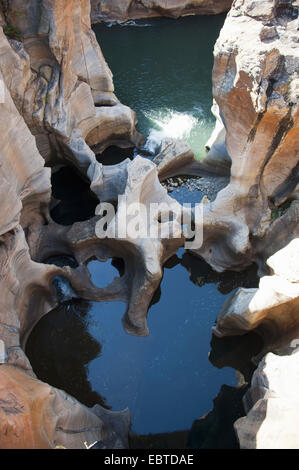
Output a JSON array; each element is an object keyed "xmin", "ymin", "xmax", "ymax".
[
  {"xmin": 213, "ymin": 238, "xmax": 299, "ymax": 358},
  {"xmin": 29, "ymin": 156, "xmax": 185, "ymax": 338},
  {"xmin": 192, "ymin": 0, "xmax": 299, "ymax": 272},
  {"xmin": 234, "ymin": 349, "xmax": 299, "ymax": 449},
  {"xmin": 91, "ymin": 0, "xmax": 233, "ymax": 23},
  {"xmin": 0, "ymin": 0, "xmax": 142, "ymax": 178},
  {"xmin": 0, "ymin": 0, "xmax": 189, "ymax": 448},
  {"xmin": 212, "ymin": 238, "xmax": 299, "ymax": 448}
]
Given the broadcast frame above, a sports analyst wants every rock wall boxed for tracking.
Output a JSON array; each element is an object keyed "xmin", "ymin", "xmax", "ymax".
[
  {"xmin": 91, "ymin": 0, "xmax": 233, "ymax": 23},
  {"xmin": 195, "ymin": 0, "xmax": 299, "ymax": 448},
  {"xmin": 0, "ymin": 0, "xmax": 142, "ymax": 171},
  {"xmin": 193, "ymin": 0, "xmax": 299, "ymax": 272},
  {"xmin": 213, "ymin": 238, "xmax": 299, "ymax": 358},
  {"xmin": 235, "ymin": 350, "xmax": 299, "ymax": 449},
  {"xmin": 0, "ymin": 0, "xmax": 144, "ymax": 449},
  {"xmin": 0, "ymin": 0, "xmax": 187, "ymax": 448}
]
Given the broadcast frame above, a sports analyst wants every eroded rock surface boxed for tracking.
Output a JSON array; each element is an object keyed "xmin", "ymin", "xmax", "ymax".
[
  {"xmin": 192, "ymin": 0, "xmax": 299, "ymax": 272},
  {"xmin": 235, "ymin": 350, "xmax": 299, "ymax": 449},
  {"xmin": 213, "ymin": 238, "xmax": 299, "ymax": 358},
  {"xmin": 0, "ymin": 0, "xmax": 142, "ymax": 179},
  {"xmin": 91, "ymin": 0, "xmax": 233, "ymax": 23},
  {"xmin": 0, "ymin": 0, "xmax": 147, "ymax": 449}
]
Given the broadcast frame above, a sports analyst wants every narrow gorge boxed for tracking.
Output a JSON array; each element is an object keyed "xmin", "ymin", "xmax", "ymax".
[{"xmin": 0, "ymin": 0, "xmax": 298, "ymax": 450}]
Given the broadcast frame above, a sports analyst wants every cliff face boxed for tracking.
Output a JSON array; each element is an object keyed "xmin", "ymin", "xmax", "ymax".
[
  {"xmin": 192, "ymin": 0, "xmax": 299, "ymax": 272},
  {"xmin": 0, "ymin": 0, "xmax": 143, "ymax": 449},
  {"xmin": 0, "ymin": 0, "xmax": 142, "ymax": 169},
  {"xmin": 91, "ymin": 0, "xmax": 232, "ymax": 22},
  {"xmin": 201, "ymin": 0, "xmax": 299, "ymax": 448},
  {"xmin": 215, "ymin": 239, "xmax": 299, "ymax": 449},
  {"xmin": 0, "ymin": 0, "xmax": 184, "ymax": 448}
]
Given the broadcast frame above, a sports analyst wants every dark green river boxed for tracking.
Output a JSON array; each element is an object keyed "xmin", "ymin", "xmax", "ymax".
[
  {"xmin": 94, "ymin": 14, "xmax": 226, "ymax": 159},
  {"xmin": 26, "ymin": 15, "xmax": 262, "ymax": 448}
]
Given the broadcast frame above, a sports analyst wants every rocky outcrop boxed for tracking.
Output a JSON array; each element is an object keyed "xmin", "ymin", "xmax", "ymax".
[
  {"xmin": 28, "ymin": 156, "xmax": 185, "ymax": 338},
  {"xmin": 212, "ymin": 238, "xmax": 299, "ymax": 448},
  {"xmin": 0, "ymin": 0, "xmax": 190, "ymax": 448},
  {"xmin": 213, "ymin": 239, "xmax": 299, "ymax": 358},
  {"xmin": 0, "ymin": 364, "xmax": 129, "ymax": 449},
  {"xmin": 203, "ymin": 100, "xmax": 231, "ymax": 176},
  {"xmin": 0, "ymin": 0, "xmax": 142, "ymax": 178},
  {"xmin": 192, "ymin": 0, "xmax": 299, "ymax": 272},
  {"xmin": 91, "ymin": 0, "xmax": 233, "ymax": 23},
  {"xmin": 234, "ymin": 349, "xmax": 299, "ymax": 449},
  {"xmin": 0, "ymin": 0, "xmax": 148, "ymax": 449}
]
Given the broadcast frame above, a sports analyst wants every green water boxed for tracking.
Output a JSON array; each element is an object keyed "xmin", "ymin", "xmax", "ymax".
[{"xmin": 93, "ymin": 15, "xmax": 226, "ymax": 159}]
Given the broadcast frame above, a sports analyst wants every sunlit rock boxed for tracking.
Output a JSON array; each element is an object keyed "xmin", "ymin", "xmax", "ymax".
[
  {"xmin": 203, "ymin": 100, "xmax": 231, "ymax": 176},
  {"xmin": 32, "ymin": 156, "xmax": 185, "ymax": 337},
  {"xmin": 192, "ymin": 0, "xmax": 299, "ymax": 272},
  {"xmin": 0, "ymin": 0, "xmax": 142, "ymax": 177},
  {"xmin": 213, "ymin": 239, "xmax": 299, "ymax": 358},
  {"xmin": 91, "ymin": 0, "xmax": 233, "ymax": 23},
  {"xmin": 0, "ymin": 364, "xmax": 129, "ymax": 449},
  {"xmin": 234, "ymin": 350, "xmax": 299, "ymax": 449}
]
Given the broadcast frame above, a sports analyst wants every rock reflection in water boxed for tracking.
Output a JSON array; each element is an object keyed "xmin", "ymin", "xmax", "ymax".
[
  {"xmin": 26, "ymin": 299, "xmax": 108, "ymax": 409},
  {"xmin": 26, "ymin": 248, "xmax": 261, "ymax": 446}
]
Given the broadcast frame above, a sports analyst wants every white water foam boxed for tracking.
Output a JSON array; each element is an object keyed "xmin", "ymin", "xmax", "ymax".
[
  {"xmin": 143, "ymin": 110, "xmax": 198, "ymax": 154},
  {"xmin": 105, "ymin": 20, "xmax": 152, "ymax": 28}
]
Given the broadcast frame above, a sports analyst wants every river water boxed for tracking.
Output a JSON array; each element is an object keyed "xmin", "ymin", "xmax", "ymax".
[
  {"xmin": 26, "ymin": 15, "xmax": 262, "ymax": 448},
  {"xmin": 93, "ymin": 15, "xmax": 226, "ymax": 159}
]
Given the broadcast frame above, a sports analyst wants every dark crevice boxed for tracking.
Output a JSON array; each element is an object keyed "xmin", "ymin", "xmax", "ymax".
[
  {"xmin": 96, "ymin": 145, "xmax": 134, "ymax": 166},
  {"xmin": 272, "ymin": 159, "xmax": 299, "ymax": 205},
  {"xmin": 50, "ymin": 165, "xmax": 98, "ymax": 225}
]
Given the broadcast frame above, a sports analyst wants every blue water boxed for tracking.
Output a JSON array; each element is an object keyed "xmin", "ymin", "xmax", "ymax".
[
  {"xmin": 26, "ymin": 248, "xmax": 246, "ymax": 436},
  {"xmin": 86, "ymin": 255, "xmax": 237, "ymax": 434}
]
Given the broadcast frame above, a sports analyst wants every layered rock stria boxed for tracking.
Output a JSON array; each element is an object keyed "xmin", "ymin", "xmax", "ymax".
[
  {"xmin": 91, "ymin": 0, "xmax": 233, "ymax": 22},
  {"xmin": 192, "ymin": 0, "xmax": 299, "ymax": 272}
]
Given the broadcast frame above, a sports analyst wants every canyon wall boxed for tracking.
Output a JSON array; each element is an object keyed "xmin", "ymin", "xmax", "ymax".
[
  {"xmin": 203, "ymin": 0, "xmax": 299, "ymax": 449},
  {"xmin": 0, "ymin": 0, "xmax": 143, "ymax": 449},
  {"xmin": 91, "ymin": 0, "xmax": 233, "ymax": 22},
  {"xmin": 0, "ymin": 0, "xmax": 185, "ymax": 448},
  {"xmin": 215, "ymin": 239, "xmax": 299, "ymax": 449},
  {"xmin": 193, "ymin": 0, "xmax": 299, "ymax": 273}
]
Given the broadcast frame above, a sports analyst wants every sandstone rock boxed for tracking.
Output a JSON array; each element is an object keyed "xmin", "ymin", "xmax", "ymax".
[
  {"xmin": 191, "ymin": 0, "xmax": 299, "ymax": 272},
  {"xmin": 0, "ymin": 0, "xmax": 142, "ymax": 179},
  {"xmin": 91, "ymin": 0, "xmax": 233, "ymax": 23},
  {"xmin": 151, "ymin": 138, "xmax": 203, "ymax": 180},
  {"xmin": 0, "ymin": 364, "xmax": 129, "ymax": 449},
  {"xmin": 234, "ymin": 350, "xmax": 299, "ymax": 449},
  {"xmin": 0, "ymin": 67, "xmax": 51, "ymax": 236},
  {"xmin": 203, "ymin": 100, "xmax": 231, "ymax": 176},
  {"xmin": 30, "ymin": 156, "xmax": 185, "ymax": 337},
  {"xmin": 0, "ymin": 0, "xmax": 147, "ymax": 449},
  {"xmin": 213, "ymin": 239, "xmax": 299, "ymax": 358}
]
